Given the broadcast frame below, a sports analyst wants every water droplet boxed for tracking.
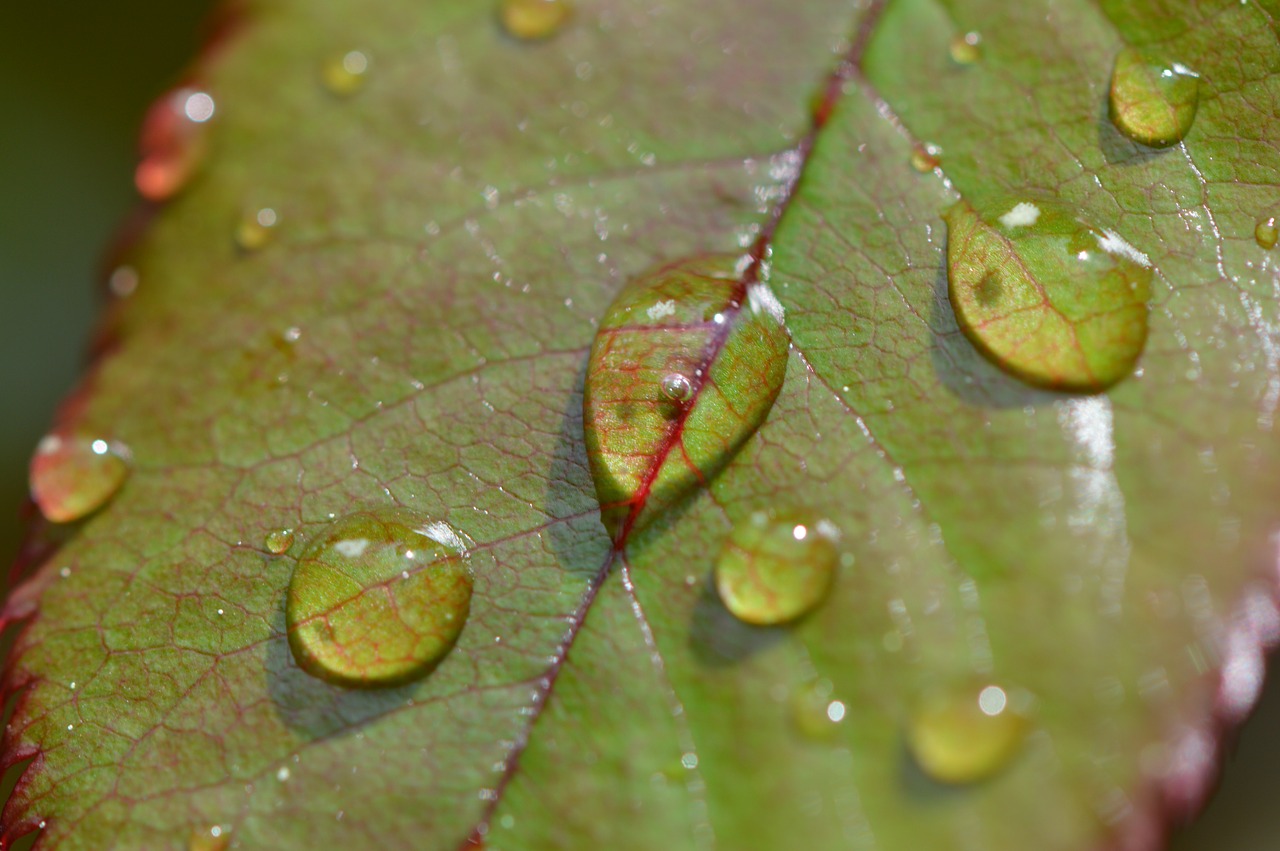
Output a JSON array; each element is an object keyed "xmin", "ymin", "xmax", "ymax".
[
  {"xmin": 714, "ymin": 512, "xmax": 838, "ymax": 625},
  {"xmin": 236, "ymin": 207, "xmax": 278, "ymax": 252},
  {"xmin": 584, "ymin": 255, "xmax": 789, "ymax": 537},
  {"xmin": 188, "ymin": 825, "xmax": 231, "ymax": 851},
  {"xmin": 322, "ymin": 50, "xmax": 370, "ymax": 96},
  {"xmin": 908, "ymin": 683, "xmax": 1028, "ymax": 784},
  {"xmin": 265, "ymin": 528, "xmax": 295, "ymax": 555},
  {"xmin": 1256, "ymin": 215, "xmax": 1278, "ymax": 250},
  {"xmin": 910, "ymin": 143, "xmax": 941, "ymax": 173},
  {"xmin": 1109, "ymin": 47, "xmax": 1199, "ymax": 148},
  {"xmin": 791, "ymin": 679, "xmax": 846, "ymax": 740},
  {"xmin": 286, "ymin": 508, "xmax": 474, "ymax": 688},
  {"xmin": 949, "ymin": 31, "xmax": 982, "ymax": 65},
  {"xmin": 108, "ymin": 265, "xmax": 139, "ymax": 298},
  {"xmin": 943, "ymin": 195, "xmax": 1152, "ymax": 392},
  {"xmin": 29, "ymin": 434, "xmax": 130, "ymax": 523},
  {"xmin": 660, "ymin": 372, "xmax": 694, "ymax": 403},
  {"xmin": 500, "ymin": 0, "xmax": 573, "ymax": 41},
  {"xmin": 135, "ymin": 88, "xmax": 215, "ymax": 201}
]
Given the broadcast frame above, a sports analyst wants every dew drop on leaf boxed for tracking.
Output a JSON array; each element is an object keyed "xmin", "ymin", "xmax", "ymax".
[
  {"xmin": 188, "ymin": 824, "xmax": 231, "ymax": 851},
  {"xmin": 948, "ymin": 31, "xmax": 982, "ymax": 65},
  {"xmin": 235, "ymin": 207, "xmax": 279, "ymax": 252},
  {"xmin": 1256, "ymin": 215, "xmax": 1278, "ymax": 250},
  {"xmin": 908, "ymin": 683, "xmax": 1028, "ymax": 785},
  {"xmin": 1109, "ymin": 47, "xmax": 1199, "ymax": 148},
  {"xmin": 500, "ymin": 0, "xmax": 573, "ymax": 41},
  {"xmin": 943, "ymin": 195, "xmax": 1152, "ymax": 393},
  {"xmin": 29, "ymin": 434, "xmax": 130, "ymax": 524},
  {"xmin": 910, "ymin": 143, "xmax": 941, "ymax": 173},
  {"xmin": 714, "ymin": 512, "xmax": 838, "ymax": 625},
  {"xmin": 134, "ymin": 88, "xmax": 215, "ymax": 201},
  {"xmin": 322, "ymin": 50, "xmax": 370, "ymax": 96},
  {"xmin": 583, "ymin": 255, "xmax": 789, "ymax": 537},
  {"xmin": 265, "ymin": 528, "xmax": 295, "ymax": 555},
  {"xmin": 660, "ymin": 372, "xmax": 694, "ymax": 403},
  {"xmin": 286, "ymin": 508, "xmax": 474, "ymax": 688},
  {"xmin": 791, "ymin": 679, "xmax": 846, "ymax": 741}
]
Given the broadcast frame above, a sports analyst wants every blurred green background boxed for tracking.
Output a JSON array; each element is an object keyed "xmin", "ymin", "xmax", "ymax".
[{"xmin": 0, "ymin": 3, "xmax": 1274, "ymax": 849}]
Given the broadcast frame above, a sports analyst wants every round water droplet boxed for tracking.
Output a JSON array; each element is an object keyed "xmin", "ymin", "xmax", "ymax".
[
  {"xmin": 715, "ymin": 512, "xmax": 838, "ymax": 625},
  {"xmin": 1256, "ymin": 215, "xmax": 1278, "ymax": 250},
  {"xmin": 660, "ymin": 372, "xmax": 694, "ymax": 403},
  {"xmin": 949, "ymin": 31, "xmax": 982, "ymax": 65},
  {"xmin": 943, "ymin": 195, "xmax": 1153, "ymax": 392},
  {"xmin": 108, "ymin": 265, "xmax": 139, "ymax": 298},
  {"xmin": 908, "ymin": 682, "xmax": 1028, "ymax": 784},
  {"xmin": 188, "ymin": 825, "xmax": 231, "ymax": 851},
  {"xmin": 500, "ymin": 0, "xmax": 573, "ymax": 41},
  {"xmin": 322, "ymin": 50, "xmax": 370, "ymax": 96},
  {"xmin": 1109, "ymin": 47, "xmax": 1199, "ymax": 148},
  {"xmin": 286, "ymin": 508, "xmax": 474, "ymax": 688},
  {"xmin": 910, "ymin": 143, "xmax": 941, "ymax": 173},
  {"xmin": 791, "ymin": 679, "xmax": 846, "ymax": 741},
  {"xmin": 29, "ymin": 434, "xmax": 130, "ymax": 523},
  {"xmin": 236, "ymin": 207, "xmax": 278, "ymax": 252},
  {"xmin": 135, "ymin": 87, "xmax": 215, "ymax": 201},
  {"xmin": 265, "ymin": 528, "xmax": 295, "ymax": 555}
]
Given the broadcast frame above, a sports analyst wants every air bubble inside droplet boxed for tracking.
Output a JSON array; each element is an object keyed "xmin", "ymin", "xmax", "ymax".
[
  {"xmin": 30, "ymin": 434, "xmax": 130, "ymax": 523},
  {"xmin": 908, "ymin": 682, "xmax": 1028, "ymax": 784},
  {"xmin": 715, "ymin": 511, "xmax": 839, "ymax": 625}
]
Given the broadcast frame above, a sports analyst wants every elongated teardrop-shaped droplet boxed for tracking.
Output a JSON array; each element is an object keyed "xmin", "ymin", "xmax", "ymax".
[
  {"xmin": 500, "ymin": 0, "xmax": 573, "ymax": 41},
  {"xmin": 908, "ymin": 683, "xmax": 1028, "ymax": 784},
  {"xmin": 30, "ymin": 434, "xmax": 130, "ymax": 523},
  {"xmin": 189, "ymin": 825, "xmax": 231, "ymax": 851},
  {"xmin": 943, "ymin": 196, "xmax": 1152, "ymax": 393},
  {"xmin": 1256, "ymin": 215, "xmax": 1279, "ymax": 250},
  {"xmin": 1109, "ymin": 47, "xmax": 1199, "ymax": 148},
  {"xmin": 265, "ymin": 528, "xmax": 295, "ymax": 555},
  {"xmin": 715, "ymin": 512, "xmax": 838, "ymax": 625},
  {"xmin": 583, "ymin": 255, "xmax": 789, "ymax": 538},
  {"xmin": 322, "ymin": 50, "xmax": 370, "ymax": 96},
  {"xmin": 236, "ymin": 207, "xmax": 278, "ymax": 252},
  {"xmin": 135, "ymin": 88, "xmax": 215, "ymax": 201},
  {"xmin": 286, "ymin": 509, "xmax": 474, "ymax": 688}
]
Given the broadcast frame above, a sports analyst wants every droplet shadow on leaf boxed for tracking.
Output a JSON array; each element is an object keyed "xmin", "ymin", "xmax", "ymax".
[
  {"xmin": 898, "ymin": 740, "xmax": 971, "ymax": 804},
  {"xmin": 1096, "ymin": 95, "xmax": 1168, "ymax": 168},
  {"xmin": 688, "ymin": 579, "xmax": 786, "ymax": 667}
]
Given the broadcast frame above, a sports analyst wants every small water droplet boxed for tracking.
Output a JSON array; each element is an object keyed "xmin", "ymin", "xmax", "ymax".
[
  {"xmin": 715, "ymin": 512, "xmax": 838, "ymax": 625},
  {"xmin": 265, "ymin": 528, "xmax": 295, "ymax": 555},
  {"xmin": 949, "ymin": 31, "xmax": 982, "ymax": 65},
  {"xmin": 660, "ymin": 372, "xmax": 694, "ymax": 403},
  {"xmin": 1109, "ymin": 47, "xmax": 1199, "ymax": 148},
  {"xmin": 1255, "ymin": 215, "xmax": 1278, "ymax": 250},
  {"xmin": 135, "ymin": 88, "xmax": 215, "ymax": 201},
  {"xmin": 500, "ymin": 0, "xmax": 573, "ymax": 41},
  {"xmin": 29, "ymin": 434, "xmax": 130, "ymax": 523},
  {"xmin": 322, "ymin": 50, "xmax": 370, "ymax": 96},
  {"xmin": 908, "ymin": 682, "xmax": 1028, "ymax": 784},
  {"xmin": 910, "ymin": 143, "xmax": 941, "ymax": 172},
  {"xmin": 791, "ymin": 679, "xmax": 846, "ymax": 740},
  {"xmin": 286, "ymin": 508, "xmax": 474, "ymax": 688},
  {"xmin": 188, "ymin": 825, "xmax": 231, "ymax": 851},
  {"xmin": 943, "ymin": 195, "xmax": 1152, "ymax": 392},
  {"xmin": 108, "ymin": 265, "xmax": 139, "ymax": 298},
  {"xmin": 236, "ymin": 207, "xmax": 278, "ymax": 252}
]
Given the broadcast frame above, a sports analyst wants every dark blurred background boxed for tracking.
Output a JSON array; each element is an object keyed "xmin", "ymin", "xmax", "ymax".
[{"xmin": 0, "ymin": 3, "xmax": 1273, "ymax": 849}]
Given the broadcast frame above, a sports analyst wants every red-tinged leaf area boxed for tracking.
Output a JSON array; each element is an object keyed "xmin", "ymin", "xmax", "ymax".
[
  {"xmin": 5, "ymin": 0, "xmax": 1280, "ymax": 849},
  {"xmin": 583, "ymin": 255, "xmax": 789, "ymax": 538}
]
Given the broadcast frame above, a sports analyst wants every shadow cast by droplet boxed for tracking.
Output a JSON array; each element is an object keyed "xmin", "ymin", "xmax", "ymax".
[
  {"xmin": 687, "ymin": 579, "xmax": 787, "ymax": 667},
  {"xmin": 1097, "ymin": 96, "xmax": 1169, "ymax": 168},
  {"xmin": 898, "ymin": 740, "xmax": 973, "ymax": 804}
]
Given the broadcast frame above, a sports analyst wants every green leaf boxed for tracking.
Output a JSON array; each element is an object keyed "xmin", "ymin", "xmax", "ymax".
[{"xmin": 4, "ymin": 1, "xmax": 1280, "ymax": 849}]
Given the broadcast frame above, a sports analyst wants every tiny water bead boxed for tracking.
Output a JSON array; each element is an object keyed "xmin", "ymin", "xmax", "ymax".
[
  {"xmin": 265, "ymin": 528, "xmax": 295, "ymax": 555},
  {"xmin": 29, "ymin": 435, "xmax": 130, "ymax": 523},
  {"xmin": 135, "ymin": 87, "xmax": 215, "ymax": 201},
  {"xmin": 908, "ymin": 683, "xmax": 1028, "ymax": 784},
  {"xmin": 583, "ymin": 255, "xmax": 789, "ymax": 537},
  {"xmin": 949, "ymin": 31, "xmax": 982, "ymax": 65},
  {"xmin": 1256, "ymin": 215, "xmax": 1278, "ymax": 250},
  {"xmin": 1109, "ymin": 47, "xmax": 1199, "ymax": 148},
  {"xmin": 188, "ymin": 825, "xmax": 231, "ymax": 851},
  {"xmin": 322, "ymin": 50, "xmax": 370, "ymax": 96},
  {"xmin": 286, "ymin": 508, "xmax": 474, "ymax": 688},
  {"xmin": 500, "ymin": 0, "xmax": 573, "ymax": 41},
  {"xmin": 791, "ymin": 679, "xmax": 846, "ymax": 741},
  {"xmin": 943, "ymin": 195, "xmax": 1153, "ymax": 393},
  {"xmin": 235, "ymin": 207, "xmax": 279, "ymax": 252},
  {"xmin": 910, "ymin": 143, "xmax": 941, "ymax": 173},
  {"xmin": 715, "ymin": 512, "xmax": 839, "ymax": 626}
]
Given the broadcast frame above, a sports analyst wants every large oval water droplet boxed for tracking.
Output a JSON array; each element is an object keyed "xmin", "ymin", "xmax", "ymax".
[
  {"xmin": 135, "ymin": 87, "xmax": 215, "ymax": 201},
  {"xmin": 29, "ymin": 434, "xmax": 130, "ymax": 523},
  {"xmin": 583, "ymin": 255, "xmax": 789, "ymax": 538},
  {"xmin": 715, "ymin": 511, "xmax": 838, "ymax": 625},
  {"xmin": 1109, "ymin": 47, "xmax": 1199, "ymax": 148},
  {"xmin": 286, "ymin": 509, "xmax": 474, "ymax": 688},
  {"xmin": 908, "ymin": 683, "xmax": 1028, "ymax": 784},
  {"xmin": 943, "ymin": 196, "xmax": 1152, "ymax": 393},
  {"xmin": 500, "ymin": 0, "xmax": 573, "ymax": 41}
]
